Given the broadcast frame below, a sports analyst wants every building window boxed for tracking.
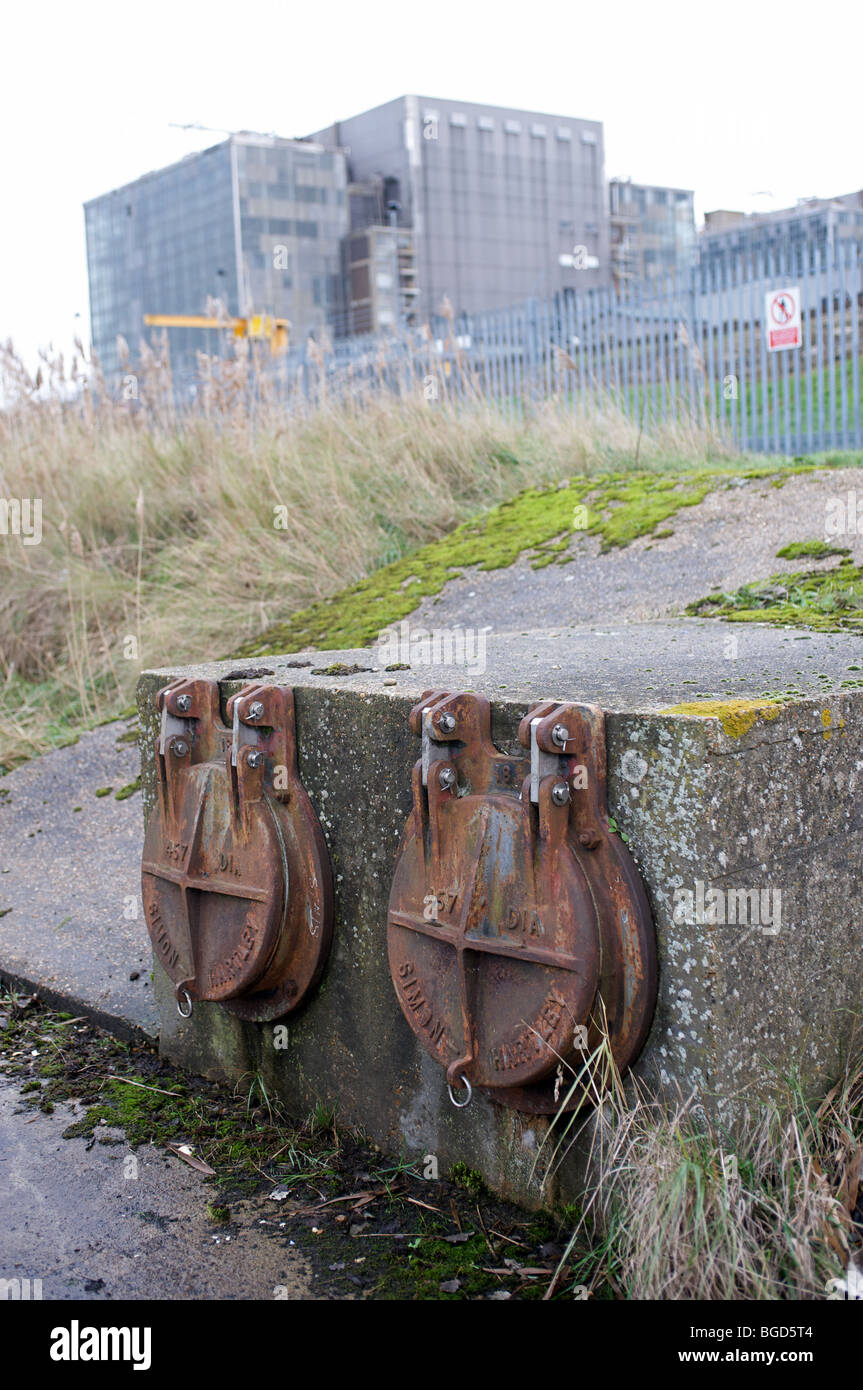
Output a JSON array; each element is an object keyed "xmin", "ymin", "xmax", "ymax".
[
  {"xmin": 477, "ymin": 116, "xmax": 495, "ymax": 131},
  {"xmin": 504, "ymin": 119, "xmax": 522, "ymax": 135},
  {"xmin": 530, "ymin": 123, "xmax": 547, "ymax": 138},
  {"xmin": 449, "ymin": 112, "xmax": 467, "ymax": 127},
  {"xmin": 580, "ymin": 130, "xmax": 597, "ymax": 145},
  {"xmin": 556, "ymin": 127, "xmax": 572, "ymax": 141}
]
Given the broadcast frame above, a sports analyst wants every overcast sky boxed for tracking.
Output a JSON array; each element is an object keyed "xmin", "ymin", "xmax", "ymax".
[{"xmin": 2, "ymin": 0, "xmax": 859, "ymax": 371}]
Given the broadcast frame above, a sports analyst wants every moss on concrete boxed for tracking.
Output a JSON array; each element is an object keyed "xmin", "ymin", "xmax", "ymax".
[
  {"xmin": 659, "ymin": 698, "xmax": 783, "ymax": 738},
  {"xmin": 231, "ymin": 457, "xmax": 847, "ymax": 660},
  {"xmin": 775, "ymin": 539, "xmax": 850, "ymax": 561},
  {"xmin": 687, "ymin": 558, "xmax": 863, "ymax": 635}
]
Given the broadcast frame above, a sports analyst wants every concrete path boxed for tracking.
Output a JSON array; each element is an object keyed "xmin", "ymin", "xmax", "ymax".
[
  {"xmin": 0, "ymin": 1082, "xmax": 316, "ymax": 1299},
  {"xmin": 0, "ymin": 720, "xmax": 156, "ymax": 1038}
]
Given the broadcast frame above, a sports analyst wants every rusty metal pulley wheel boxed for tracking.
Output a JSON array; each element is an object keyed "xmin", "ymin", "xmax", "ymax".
[
  {"xmin": 142, "ymin": 678, "xmax": 333, "ymax": 1022},
  {"xmin": 387, "ymin": 691, "xmax": 657, "ymax": 1113}
]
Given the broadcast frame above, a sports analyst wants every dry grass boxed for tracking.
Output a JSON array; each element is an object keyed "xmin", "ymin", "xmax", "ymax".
[
  {"xmin": 541, "ymin": 1037, "xmax": 863, "ymax": 1300},
  {"xmin": 0, "ymin": 337, "xmax": 728, "ymax": 772}
]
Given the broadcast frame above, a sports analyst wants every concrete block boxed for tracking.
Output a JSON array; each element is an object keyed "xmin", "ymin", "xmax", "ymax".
[{"xmin": 137, "ymin": 622, "xmax": 863, "ymax": 1204}]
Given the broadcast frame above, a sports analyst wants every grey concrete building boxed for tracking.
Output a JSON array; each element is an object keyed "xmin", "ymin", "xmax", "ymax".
[
  {"xmin": 700, "ymin": 193, "xmax": 863, "ymax": 272},
  {"xmin": 311, "ymin": 95, "xmax": 609, "ymax": 325},
  {"xmin": 84, "ymin": 133, "xmax": 349, "ymax": 383},
  {"xmin": 609, "ymin": 178, "xmax": 696, "ymax": 288}
]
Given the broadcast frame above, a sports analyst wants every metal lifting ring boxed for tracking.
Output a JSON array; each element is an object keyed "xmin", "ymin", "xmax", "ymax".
[
  {"xmin": 176, "ymin": 988, "xmax": 193, "ymax": 1019},
  {"xmin": 447, "ymin": 1075, "xmax": 473, "ymax": 1108}
]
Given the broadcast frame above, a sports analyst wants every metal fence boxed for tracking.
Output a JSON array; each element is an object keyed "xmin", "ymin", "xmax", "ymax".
[{"xmin": 257, "ymin": 235, "xmax": 859, "ymax": 456}]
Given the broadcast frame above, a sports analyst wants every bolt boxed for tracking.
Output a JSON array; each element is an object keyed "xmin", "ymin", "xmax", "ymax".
[
  {"xmin": 551, "ymin": 781, "xmax": 570, "ymax": 806},
  {"xmin": 247, "ymin": 701, "xmax": 265, "ymax": 722},
  {"xmin": 438, "ymin": 766, "xmax": 457, "ymax": 792},
  {"xmin": 437, "ymin": 712, "xmax": 456, "ymax": 734},
  {"xmin": 175, "ymin": 693, "xmax": 191, "ymax": 713},
  {"xmin": 246, "ymin": 750, "xmax": 264, "ymax": 769},
  {"xmin": 579, "ymin": 829, "xmax": 600, "ymax": 849},
  {"xmin": 551, "ymin": 722, "xmax": 569, "ymax": 748},
  {"xmin": 171, "ymin": 738, "xmax": 189, "ymax": 758}
]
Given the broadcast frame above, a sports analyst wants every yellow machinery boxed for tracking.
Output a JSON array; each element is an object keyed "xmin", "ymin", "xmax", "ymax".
[{"xmin": 143, "ymin": 313, "xmax": 290, "ymax": 354}]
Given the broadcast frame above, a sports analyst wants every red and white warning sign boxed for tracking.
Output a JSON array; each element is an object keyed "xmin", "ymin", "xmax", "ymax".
[{"xmin": 765, "ymin": 286, "xmax": 801, "ymax": 352}]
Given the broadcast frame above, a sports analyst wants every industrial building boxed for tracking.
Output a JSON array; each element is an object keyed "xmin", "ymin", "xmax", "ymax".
[
  {"xmin": 85, "ymin": 95, "xmax": 705, "ymax": 376},
  {"xmin": 84, "ymin": 133, "xmax": 349, "ymax": 380},
  {"xmin": 608, "ymin": 178, "xmax": 696, "ymax": 288},
  {"xmin": 310, "ymin": 95, "xmax": 610, "ymax": 329},
  {"xmin": 85, "ymin": 96, "xmax": 613, "ymax": 371},
  {"xmin": 699, "ymin": 192, "xmax": 863, "ymax": 271}
]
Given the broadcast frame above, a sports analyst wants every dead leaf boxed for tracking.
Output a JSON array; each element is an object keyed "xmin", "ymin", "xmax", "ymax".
[
  {"xmin": 165, "ymin": 1141, "xmax": 216, "ymax": 1176},
  {"xmin": 309, "ymin": 1191, "xmax": 372, "ymax": 1210},
  {"xmin": 816, "ymin": 1081, "xmax": 842, "ymax": 1120},
  {"xmin": 348, "ymin": 1192, "xmax": 383, "ymax": 1211},
  {"xmin": 440, "ymin": 1278, "xmax": 461, "ymax": 1293},
  {"xmin": 838, "ymin": 1143, "xmax": 863, "ymax": 1214},
  {"xmin": 111, "ymin": 1076, "xmax": 184, "ymax": 1099},
  {"xmin": 405, "ymin": 1196, "xmax": 441, "ymax": 1214}
]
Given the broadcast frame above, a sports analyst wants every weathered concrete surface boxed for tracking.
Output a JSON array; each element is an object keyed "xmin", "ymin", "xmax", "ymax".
[
  {"xmin": 138, "ymin": 625, "xmax": 863, "ymax": 1204},
  {"xmin": 0, "ymin": 1082, "xmax": 315, "ymax": 1299},
  {"xmin": 0, "ymin": 721, "xmax": 157, "ymax": 1039},
  {"xmin": 407, "ymin": 465, "xmax": 863, "ymax": 633}
]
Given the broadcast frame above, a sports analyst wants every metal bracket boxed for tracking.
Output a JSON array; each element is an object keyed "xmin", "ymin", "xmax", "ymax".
[
  {"xmin": 420, "ymin": 701, "xmax": 460, "ymax": 788},
  {"xmin": 388, "ymin": 689, "xmax": 658, "ymax": 1114},
  {"xmin": 143, "ymin": 677, "xmax": 333, "ymax": 1023},
  {"xmin": 528, "ymin": 715, "xmax": 569, "ymax": 804}
]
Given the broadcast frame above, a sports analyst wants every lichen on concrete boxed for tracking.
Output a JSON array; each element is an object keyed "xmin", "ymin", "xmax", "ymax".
[{"xmin": 659, "ymin": 698, "xmax": 783, "ymax": 739}]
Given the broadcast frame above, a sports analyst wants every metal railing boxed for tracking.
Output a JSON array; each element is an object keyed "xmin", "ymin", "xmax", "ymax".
[{"xmin": 177, "ymin": 234, "xmax": 863, "ymax": 455}]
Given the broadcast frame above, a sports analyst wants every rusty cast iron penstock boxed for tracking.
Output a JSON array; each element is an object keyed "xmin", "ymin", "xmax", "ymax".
[
  {"xmin": 142, "ymin": 678, "xmax": 333, "ymax": 1022},
  {"xmin": 387, "ymin": 691, "xmax": 657, "ymax": 1113}
]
